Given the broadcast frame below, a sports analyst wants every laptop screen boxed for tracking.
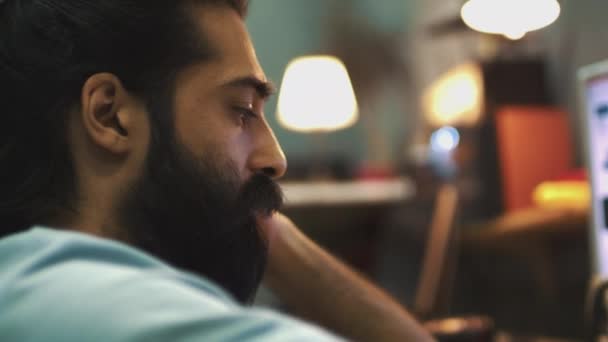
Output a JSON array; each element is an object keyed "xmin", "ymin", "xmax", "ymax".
[{"xmin": 580, "ymin": 61, "xmax": 608, "ymax": 279}]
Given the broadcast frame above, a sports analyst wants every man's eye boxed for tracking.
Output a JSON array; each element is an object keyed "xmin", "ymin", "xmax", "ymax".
[{"xmin": 233, "ymin": 107, "xmax": 257, "ymax": 125}]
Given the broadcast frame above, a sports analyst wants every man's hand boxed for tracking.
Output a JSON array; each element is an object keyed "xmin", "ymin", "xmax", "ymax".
[
  {"xmin": 257, "ymin": 213, "xmax": 435, "ymax": 342},
  {"xmin": 256, "ymin": 212, "xmax": 292, "ymax": 257}
]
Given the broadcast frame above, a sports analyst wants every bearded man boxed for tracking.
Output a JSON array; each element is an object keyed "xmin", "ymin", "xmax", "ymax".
[{"xmin": 0, "ymin": 1, "xmax": 432, "ymax": 340}]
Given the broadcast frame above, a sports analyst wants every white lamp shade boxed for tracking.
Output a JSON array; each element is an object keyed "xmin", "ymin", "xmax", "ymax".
[
  {"xmin": 461, "ymin": 0, "xmax": 561, "ymax": 40},
  {"xmin": 423, "ymin": 63, "xmax": 484, "ymax": 127},
  {"xmin": 277, "ymin": 55, "xmax": 359, "ymax": 133}
]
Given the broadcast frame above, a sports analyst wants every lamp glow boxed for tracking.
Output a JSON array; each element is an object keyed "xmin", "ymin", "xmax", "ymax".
[
  {"xmin": 277, "ymin": 55, "xmax": 359, "ymax": 133},
  {"xmin": 461, "ymin": 0, "xmax": 561, "ymax": 40},
  {"xmin": 504, "ymin": 29, "xmax": 526, "ymax": 41},
  {"xmin": 423, "ymin": 63, "xmax": 483, "ymax": 127}
]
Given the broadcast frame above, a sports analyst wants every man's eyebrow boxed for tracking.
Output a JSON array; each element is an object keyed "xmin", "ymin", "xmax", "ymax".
[{"xmin": 222, "ymin": 76, "xmax": 276, "ymax": 99}]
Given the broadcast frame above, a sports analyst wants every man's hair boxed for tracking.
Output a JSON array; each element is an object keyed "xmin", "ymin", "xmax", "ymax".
[{"xmin": 0, "ymin": 0, "xmax": 248, "ymax": 237}]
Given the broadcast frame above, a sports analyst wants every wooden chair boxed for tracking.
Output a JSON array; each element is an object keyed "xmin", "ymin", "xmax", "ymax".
[{"xmin": 413, "ymin": 183, "xmax": 460, "ymax": 320}]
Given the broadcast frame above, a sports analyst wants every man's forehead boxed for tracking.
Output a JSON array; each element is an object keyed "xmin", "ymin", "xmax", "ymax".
[{"xmin": 193, "ymin": 4, "xmax": 266, "ymax": 84}]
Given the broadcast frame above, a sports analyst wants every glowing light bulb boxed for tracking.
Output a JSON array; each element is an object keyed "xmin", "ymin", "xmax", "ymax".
[{"xmin": 431, "ymin": 126, "xmax": 461, "ymax": 152}]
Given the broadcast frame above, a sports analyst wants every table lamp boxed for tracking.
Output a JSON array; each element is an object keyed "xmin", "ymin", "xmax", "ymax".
[
  {"xmin": 276, "ymin": 55, "xmax": 359, "ymax": 178},
  {"xmin": 277, "ymin": 55, "xmax": 358, "ymax": 133}
]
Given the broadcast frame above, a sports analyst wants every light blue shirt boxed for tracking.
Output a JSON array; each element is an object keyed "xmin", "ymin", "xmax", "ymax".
[{"xmin": 0, "ymin": 228, "xmax": 340, "ymax": 341}]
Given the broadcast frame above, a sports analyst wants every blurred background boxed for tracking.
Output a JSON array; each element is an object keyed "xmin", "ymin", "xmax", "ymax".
[{"xmin": 247, "ymin": 1, "xmax": 607, "ymax": 340}]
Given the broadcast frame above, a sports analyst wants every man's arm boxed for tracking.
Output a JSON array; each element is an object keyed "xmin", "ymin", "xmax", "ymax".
[{"xmin": 258, "ymin": 213, "xmax": 434, "ymax": 342}]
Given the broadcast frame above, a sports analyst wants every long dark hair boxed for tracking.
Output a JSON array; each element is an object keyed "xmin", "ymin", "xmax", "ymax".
[{"xmin": 0, "ymin": 0, "xmax": 248, "ymax": 237}]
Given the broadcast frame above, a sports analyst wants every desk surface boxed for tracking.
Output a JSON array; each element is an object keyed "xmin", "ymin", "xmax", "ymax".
[
  {"xmin": 458, "ymin": 207, "xmax": 590, "ymax": 339},
  {"xmin": 281, "ymin": 178, "xmax": 415, "ymax": 207}
]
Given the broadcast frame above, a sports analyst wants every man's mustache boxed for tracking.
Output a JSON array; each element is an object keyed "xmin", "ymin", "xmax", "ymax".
[{"xmin": 237, "ymin": 173, "xmax": 284, "ymax": 217}]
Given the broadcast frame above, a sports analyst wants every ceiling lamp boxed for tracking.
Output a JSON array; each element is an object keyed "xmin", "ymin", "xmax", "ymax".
[{"xmin": 461, "ymin": 0, "xmax": 561, "ymax": 40}]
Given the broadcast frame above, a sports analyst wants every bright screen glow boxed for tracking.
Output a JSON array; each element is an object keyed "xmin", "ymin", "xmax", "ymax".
[{"xmin": 584, "ymin": 74, "xmax": 608, "ymax": 277}]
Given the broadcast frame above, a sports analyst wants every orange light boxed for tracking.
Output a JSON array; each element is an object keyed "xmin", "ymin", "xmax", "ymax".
[
  {"xmin": 533, "ymin": 181, "xmax": 590, "ymax": 211},
  {"xmin": 423, "ymin": 63, "xmax": 484, "ymax": 127}
]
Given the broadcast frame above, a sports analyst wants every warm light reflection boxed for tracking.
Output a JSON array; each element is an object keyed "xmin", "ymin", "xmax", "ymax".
[
  {"xmin": 533, "ymin": 181, "xmax": 590, "ymax": 211},
  {"xmin": 461, "ymin": 0, "xmax": 561, "ymax": 40},
  {"xmin": 277, "ymin": 55, "xmax": 359, "ymax": 133},
  {"xmin": 423, "ymin": 63, "xmax": 483, "ymax": 127}
]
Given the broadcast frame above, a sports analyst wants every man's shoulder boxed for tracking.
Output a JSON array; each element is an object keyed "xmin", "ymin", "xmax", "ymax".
[
  {"xmin": 0, "ymin": 227, "xmax": 235, "ymax": 297},
  {"xmin": 0, "ymin": 227, "xmax": 233, "ymax": 299},
  {"xmin": 0, "ymin": 228, "xmax": 234, "ymax": 340},
  {"xmin": 0, "ymin": 228, "xmax": 340, "ymax": 341}
]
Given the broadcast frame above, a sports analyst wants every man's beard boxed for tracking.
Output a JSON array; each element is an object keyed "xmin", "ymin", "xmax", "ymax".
[{"xmin": 117, "ymin": 125, "xmax": 283, "ymax": 304}]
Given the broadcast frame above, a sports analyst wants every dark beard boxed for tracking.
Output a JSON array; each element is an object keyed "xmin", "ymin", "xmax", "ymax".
[{"xmin": 117, "ymin": 129, "xmax": 283, "ymax": 304}]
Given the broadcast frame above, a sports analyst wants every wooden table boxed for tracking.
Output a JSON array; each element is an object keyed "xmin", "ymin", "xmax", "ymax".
[{"xmin": 458, "ymin": 207, "xmax": 590, "ymax": 338}]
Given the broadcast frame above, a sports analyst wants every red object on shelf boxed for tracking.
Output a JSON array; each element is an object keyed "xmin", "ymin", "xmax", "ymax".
[
  {"xmin": 356, "ymin": 164, "xmax": 397, "ymax": 180},
  {"xmin": 554, "ymin": 168, "xmax": 587, "ymax": 182},
  {"xmin": 495, "ymin": 106, "xmax": 574, "ymax": 212}
]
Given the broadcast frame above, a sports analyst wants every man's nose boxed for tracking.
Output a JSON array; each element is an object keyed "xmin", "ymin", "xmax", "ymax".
[{"xmin": 248, "ymin": 123, "xmax": 287, "ymax": 179}]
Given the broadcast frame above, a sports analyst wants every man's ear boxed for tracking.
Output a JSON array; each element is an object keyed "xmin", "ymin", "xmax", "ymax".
[{"xmin": 80, "ymin": 73, "xmax": 138, "ymax": 155}]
